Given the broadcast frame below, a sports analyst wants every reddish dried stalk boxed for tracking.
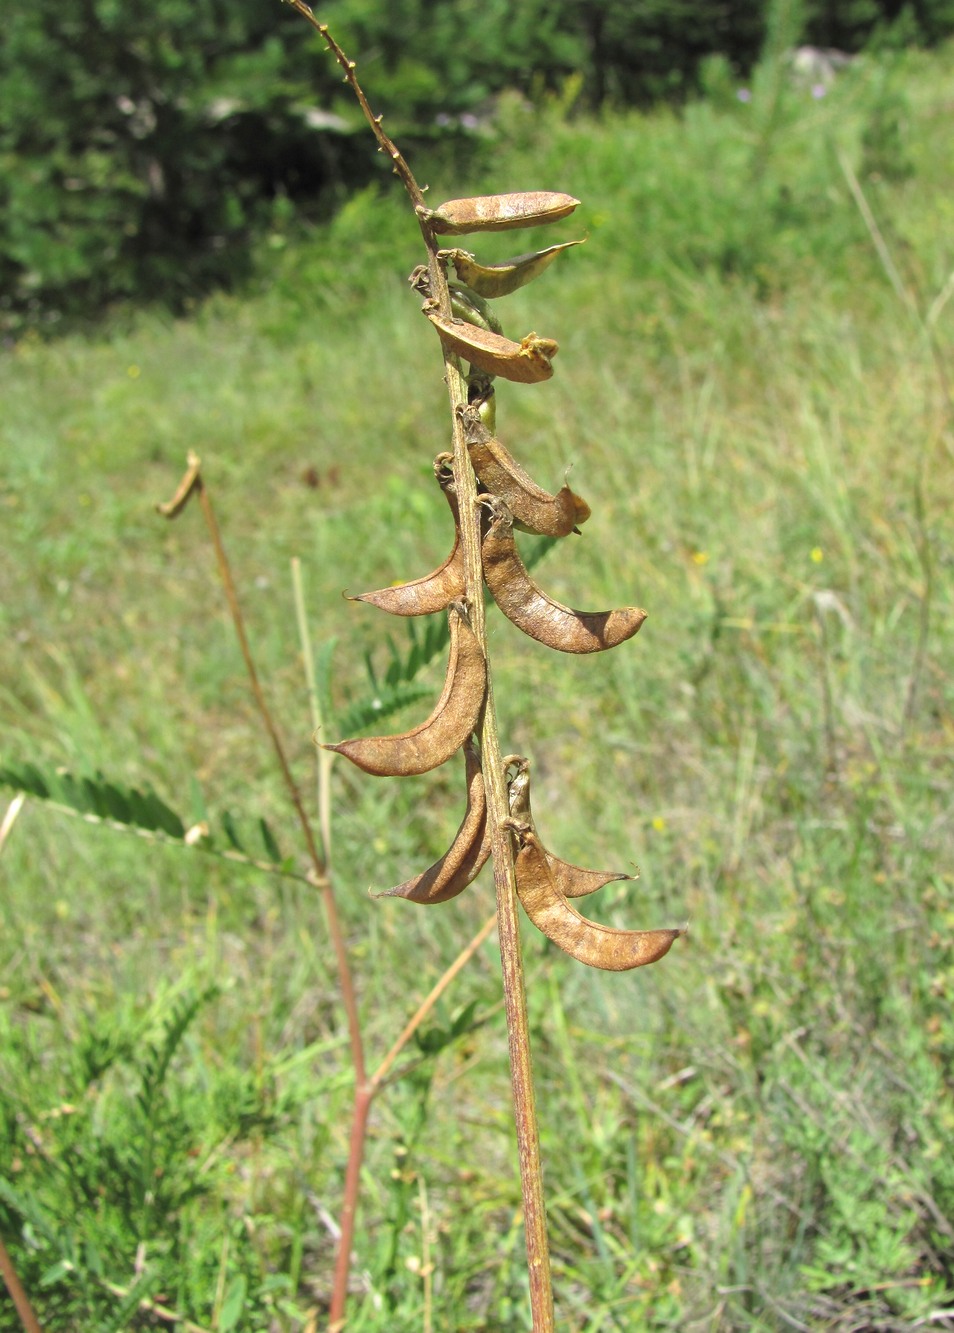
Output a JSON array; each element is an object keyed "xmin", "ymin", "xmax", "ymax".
[
  {"xmin": 159, "ymin": 456, "xmax": 505, "ymax": 1326},
  {"xmin": 0, "ymin": 1233, "xmax": 44, "ymax": 1333}
]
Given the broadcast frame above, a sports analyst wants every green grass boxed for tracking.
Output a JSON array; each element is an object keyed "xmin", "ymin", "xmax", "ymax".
[{"xmin": 2, "ymin": 36, "xmax": 954, "ymax": 1331}]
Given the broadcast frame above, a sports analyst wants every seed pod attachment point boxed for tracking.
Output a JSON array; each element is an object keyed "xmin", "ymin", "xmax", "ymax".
[
  {"xmin": 481, "ymin": 497, "xmax": 648, "ymax": 653},
  {"xmin": 425, "ymin": 312, "xmax": 557, "ymax": 384},
  {"xmin": 459, "ymin": 405, "xmax": 589, "ymax": 539},
  {"xmin": 505, "ymin": 757, "xmax": 634, "ymax": 899},
  {"xmin": 322, "ymin": 602, "xmax": 486, "ymax": 776},
  {"xmin": 421, "ymin": 191, "xmax": 580, "ymax": 236},
  {"xmin": 508, "ymin": 823, "xmax": 682, "ymax": 972}
]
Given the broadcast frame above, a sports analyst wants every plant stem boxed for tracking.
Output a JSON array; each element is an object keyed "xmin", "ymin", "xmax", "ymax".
[
  {"xmin": 292, "ymin": 16, "xmax": 556, "ymax": 1325},
  {"xmin": 192, "ymin": 477, "xmax": 367, "ymax": 1086},
  {"xmin": 0, "ymin": 1234, "xmax": 43, "ymax": 1333},
  {"xmin": 373, "ymin": 911, "xmax": 497, "ymax": 1086}
]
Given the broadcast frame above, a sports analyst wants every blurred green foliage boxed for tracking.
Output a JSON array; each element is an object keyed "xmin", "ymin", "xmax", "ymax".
[{"xmin": 2, "ymin": 0, "xmax": 953, "ymax": 326}]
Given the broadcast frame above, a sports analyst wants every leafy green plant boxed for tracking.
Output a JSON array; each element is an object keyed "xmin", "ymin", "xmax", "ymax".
[
  {"xmin": 3, "ymin": 19, "xmax": 954, "ymax": 1332},
  {"xmin": 0, "ymin": 443, "xmax": 500, "ymax": 1326}
]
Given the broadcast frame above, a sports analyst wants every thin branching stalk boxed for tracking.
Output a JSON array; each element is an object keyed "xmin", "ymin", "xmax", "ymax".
[
  {"xmin": 162, "ymin": 466, "xmax": 526, "ymax": 1321},
  {"xmin": 373, "ymin": 912, "xmax": 497, "ymax": 1087},
  {"xmin": 195, "ymin": 472, "xmax": 367, "ymax": 1081},
  {"xmin": 0, "ymin": 1232, "xmax": 44, "ymax": 1333},
  {"xmin": 291, "ymin": 556, "xmax": 330, "ymax": 856},
  {"xmin": 0, "ymin": 792, "xmax": 26, "ymax": 857}
]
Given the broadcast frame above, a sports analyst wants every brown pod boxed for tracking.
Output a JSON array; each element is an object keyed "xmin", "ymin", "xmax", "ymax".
[
  {"xmin": 373, "ymin": 743, "xmax": 490, "ymax": 904},
  {"xmin": 443, "ymin": 240, "xmax": 585, "ymax": 299},
  {"xmin": 422, "ymin": 191, "xmax": 580, "ymax": 236},
  {"xmin": 481, "ymin": 498, "xmax": 648, "ymax": 654},
  {"xmin": 459, "ymin": 405, "xmax": 590, "ymax": 538},
  {"xmin": 323, "ymin": 603, "xmax": 486, "ymax": 776},
  {"xmin": 510, "ymin": 826, "xmax": 681, "ymax": 972},
  {"xmin": 425, "ymin": 313, "xmax": 557, "ymax": 385},
  {"xmin": 505, "ymin": 757, "xmax": 633, "ymax": 900},
  {"xmin": 348, "ymin": 456, "xmax": 465, "ymax": 615}
]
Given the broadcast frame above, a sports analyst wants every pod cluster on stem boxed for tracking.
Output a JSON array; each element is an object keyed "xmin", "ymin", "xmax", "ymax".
[{"xmin": 325, "ymin": 188, "xmax": 683, "ymax": 973}]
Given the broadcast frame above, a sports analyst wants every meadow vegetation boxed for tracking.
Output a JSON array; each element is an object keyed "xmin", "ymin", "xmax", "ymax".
[{"xmin": 1, "ymin": 34, "xmax": 953, "ymax": 1331}]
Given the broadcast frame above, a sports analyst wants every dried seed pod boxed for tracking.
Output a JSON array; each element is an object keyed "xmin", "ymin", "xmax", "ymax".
[
  {"xmin": 505, "ymin": 757, "xmax": 633, "ymax": 899},
  {"xmin": 481, "ymin": 498, "xmax": 648, "ymax": 653},
  {"xmin": 426, "ymin": 313, "xmax": 557, "ymax": 385},
  {"xmin": 348, "ymin": 456, "xmax": 465, "ymax": 615},
  {"xmin": 459, "ymin": 405, "xmax": 590, "ymax": 539},
  {"xmin": 323, "ymin": 602, "xmax": 486, "ymax": 776},
  {"xmin": 422, "ymin": 191, "xmax": 580, "ymax": 236},
  {"xmin": 509, "ymin": 825, "xmax": 681, "ymax": 972},
  {"xmin": 373, "ymin": 743, "xmax": 490, "ymax": 903},
  {"xmin": 443, "ymin": 240, "xmax": 585, "ymax": 299},
  {"xmin": 449, "ymin": 279, "xmax": 503, "ymax": 336}
]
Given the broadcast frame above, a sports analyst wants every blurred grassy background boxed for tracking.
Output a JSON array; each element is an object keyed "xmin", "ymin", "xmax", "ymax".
[{"xmin": 2, "ymin": 36, "xmax": 953, "ymax": 1332}]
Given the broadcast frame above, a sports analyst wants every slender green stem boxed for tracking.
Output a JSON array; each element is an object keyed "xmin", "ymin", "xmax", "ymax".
[
  {"xmin": 290, "ymin": 556, "xmax": 336, "ymax": 868},
  {"xmin": 193, "ymin": 480, "xmax": 367, "ymax": 1083}
]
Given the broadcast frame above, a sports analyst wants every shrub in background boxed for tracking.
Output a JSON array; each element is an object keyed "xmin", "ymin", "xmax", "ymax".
[{"xmin": 2, "ymin": 0, "xmax": 953, "ymax": 327}]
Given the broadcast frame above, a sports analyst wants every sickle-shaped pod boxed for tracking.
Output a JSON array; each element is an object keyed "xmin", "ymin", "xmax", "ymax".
[
  {"xmin": 509, "ymin": 824, "xmax": 681, "ymax": 972},
  {"xmin": 481, "ymin": 498, "xmax": 647, "ymax": 654},
  {"xmin": 442, "ymin": 240, "xmax": 585, "ymax": 299},
  {"xmin": 347, "ymin": 456, "xmax": 465, "ymax": 616},
  {"xmin": 459, "ymin": 406, "xmax": 590, "ymax": 539},
  {"xmin": 421, "ymin": 191, "xmax": 580, "ymax": 236},
  {"xmin": 373, "ymin": 743, "xmax": 490, "ymax": 903},
  {"xmin": 323, "ymin": 603, "xmax": 486, "ymax": 776},
  {"xmin": 505, "ymin": 757, "xmax": 633, "ymax": 899},
  {"xmin": 425, "ymin": 313, "xmax": 558, "ymax": 384}
]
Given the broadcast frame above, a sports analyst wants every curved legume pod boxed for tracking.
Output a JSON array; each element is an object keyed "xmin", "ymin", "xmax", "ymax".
[
  {"xmin": 510, "ymin": 825, "xmax": 681, "ymax": 972},
  {"xmin": 425, "ymin": 313, "xmax": 557, "ymax": 384},
  {"xmin": 373, "ymin": 743, "xmax": 490, "ymax": 903},
  {"xmin": 505, "ymin": 757, "xmax": 633, "ymax": 900},
  {"xmin": 449, "ymin": 279, "xmax": 503, "ymax": 335},
  {"xmin": 421, "ymin": 191, "xmax": 580, "ymax": 236},
  {"xmin": 442, "ymin": 240, "xmax": 585, "ymax": 299},
  {"xmin": 348, "ymin": 456, "xmax": 465, "ymax": 616},
  {"xmin": 323, "ymin": 603, "xmax": 486, "ymax": 776},
  {"xmin": 481, "ymin": 498, "xmax": 647, "ymax": 653},
  {"xmin": 459, "ymin": 405, "xmax": 590, "ymax": 538}
]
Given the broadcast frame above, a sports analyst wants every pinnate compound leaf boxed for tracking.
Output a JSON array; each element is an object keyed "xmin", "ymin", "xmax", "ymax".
[
  {"xmin": 335, "ymin": 680, "xmax": 435, "ymax": 740},
  {"xmin": 0, "ymin": 760, "xmax": 50, "ymax": 799},
  {"xmin": 337, "ymin": 614, "xmax": 451, "ymax": 737},
  {"xmin": 1, "ymin": 757, "xmax": 306, "ymax": 881},
  {"xmin": 259, "ymin": 817, "xmax": 283, "ymax": 864},
  {"xmin": 414, "ymin": 999, "xmax": 481, "ymax": 1055},
  {"xmin": 220, "ymin": 809, "xmax": 245, "ymax": 852}
]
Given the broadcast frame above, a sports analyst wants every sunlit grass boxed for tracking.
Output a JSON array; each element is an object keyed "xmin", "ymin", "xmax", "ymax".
[{"xmin": 1, "ymin": 37, "xmax": 953, "ymax": 1330}]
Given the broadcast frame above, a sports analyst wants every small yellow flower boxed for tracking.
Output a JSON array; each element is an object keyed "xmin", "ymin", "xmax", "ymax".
[
  {"xmin": 691, "ymin": 551, "xmax": 709, "ymax": 566},
  {"xmin": 127, "ymin": 364, "xmax": 141, "ymax": 379},
  {"xmin": 810, "ymin": 547, "xmax": 824, "ymax": 563},
  {"xmin": 652, "ymin": 816, "xmax": 666, "ymax": 832}
]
